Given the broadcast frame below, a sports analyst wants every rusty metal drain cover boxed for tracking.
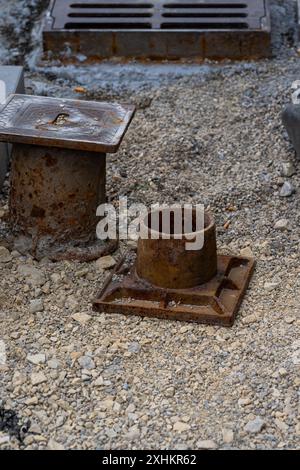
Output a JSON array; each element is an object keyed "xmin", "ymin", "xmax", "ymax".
[
  {"xmin": 43, "ymin": 0, "xmax": 271, "ymax": 61},
  {"xmin": 0, "ymin": 94, "xmax": 135, "ymax": 153},
  {"xmin": 93, "ymin": 254, "xmax": 255, "ymax": 326}
]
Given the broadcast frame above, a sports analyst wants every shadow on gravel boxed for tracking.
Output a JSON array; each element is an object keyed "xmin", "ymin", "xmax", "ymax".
[{"xmin": 0, "ymin": 406, "xmax": 31, "ymax": 442}]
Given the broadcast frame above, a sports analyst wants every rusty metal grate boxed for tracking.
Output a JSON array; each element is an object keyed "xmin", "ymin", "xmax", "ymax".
[{"xmin": 43, "ymin": 0, "xmax": 271, "ymax": 60}]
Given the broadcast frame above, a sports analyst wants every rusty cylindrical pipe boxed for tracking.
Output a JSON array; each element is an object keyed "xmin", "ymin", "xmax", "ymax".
[
  {"xmin": 136, "ymin": 209, "xmax": 217, "ymax": 289},
  {"xmin": 9, "ymin": 144, "xmax": 106, "ymax": 254}
]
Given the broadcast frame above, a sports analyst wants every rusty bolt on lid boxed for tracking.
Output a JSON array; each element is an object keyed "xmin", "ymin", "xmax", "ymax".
[
  {"xmin": 0, "ymin": 94, "xmax": 135, "ymax": 260},
  {"xmin": 93, "ymin": 208, "xmax": 255, "ymax": 326}
]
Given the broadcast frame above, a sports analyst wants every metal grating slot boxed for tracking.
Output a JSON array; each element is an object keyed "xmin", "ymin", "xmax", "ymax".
[
  {"xmin": 65, "ymin": 22, "xmax": 152, "ymax": 28},
  {"xmin": 69, "ymin": 2, "xmax": 154, "ymax": 6},
  {"xmin": 162, "ymin": 2, "xmax": 250, "ymax": 28},
  {"xmin": 164, "ymin": 2, "xmax": 248, "ymax": 7},
  {"xmin": 66, "ymin": 2, "xmax": 153, "ymax": 28},
  {"xmin": 160, "ymin": 22, "xmax": 249, "ymax": 29},
  {"xmin": 43, "ymin": 0, "xmax": 271, "ymax": 60}
]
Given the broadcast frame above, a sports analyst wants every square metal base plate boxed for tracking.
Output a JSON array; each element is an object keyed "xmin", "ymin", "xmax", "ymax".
[
  {"xmin": 0, "ymin": 94, "xmax": 135, "ymax": 153},
  {"xmin": 93, "ymin": 254, "xmax": 255, "ymax": 326}
]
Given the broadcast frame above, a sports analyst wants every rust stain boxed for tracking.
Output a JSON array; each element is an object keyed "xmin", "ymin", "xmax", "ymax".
[{"xmin": 45, "ymin": 153, "xmax": 58, "ymax": 167}]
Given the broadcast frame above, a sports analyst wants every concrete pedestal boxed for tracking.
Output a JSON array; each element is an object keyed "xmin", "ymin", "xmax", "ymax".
[{"xmin": 0, "ymin": 66, "xmax": 24, "ymax": 190}]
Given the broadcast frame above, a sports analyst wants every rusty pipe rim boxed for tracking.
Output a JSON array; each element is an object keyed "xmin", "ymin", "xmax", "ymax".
[{"xmin": 140, "ymin": 207, "xmax": 214, "ymax": 240}]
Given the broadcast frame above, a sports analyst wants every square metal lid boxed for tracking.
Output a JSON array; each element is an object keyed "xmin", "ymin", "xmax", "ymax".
[{"xmin": 0, "ymin": 94, "xmax": 135, "ymax": 153}]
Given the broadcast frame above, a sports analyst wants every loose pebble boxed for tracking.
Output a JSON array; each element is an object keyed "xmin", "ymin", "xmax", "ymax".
[
  {"xmin": 279, "ymin": 181, "xmax": 295, "ymax": 197},
  {"xmin": 244, "ymin": 417, "xmax": 265, "ymax": 434}
]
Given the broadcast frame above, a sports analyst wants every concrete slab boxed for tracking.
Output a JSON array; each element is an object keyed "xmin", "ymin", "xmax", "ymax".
[{"xmin": 0, "ymin": 66, "xmax": 24, "ymax": 190}]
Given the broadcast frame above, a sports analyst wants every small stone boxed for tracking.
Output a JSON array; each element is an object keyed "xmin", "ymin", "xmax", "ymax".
[
  {"xmin": 99, "ymin": 399, "xmax": 114, "ymax": 410},
  {"xmin": 281, "ymin": 162, "xmax": 296, "ymax": 178},
  {"xmin": 29, "ymin": 299, "xmax": 44, "ymax": 314},
  {"xmin": 23, "ymin": 435, "xmax": 34, "ymax": 446},
  {"xmin": 222, "ymin": 429, "xmax": 234, "ymax": 444},
  {"xmin": 27, "ymin": 353, "xmax": 46, "ymax": 365},
  {"xmin": 274, "ymin": 219, "xmax": 289, "ymax": 231},
  {"xmin": 275, "ymin": 418, "xmax": 289, "ymax": 433},
  {"xmin": 292, "ymin": 354, "xmax": 300, "ymax": 366},
  {"xmin": 71, "ymin": 312, "xmax": 92, "ymax": 324},
  {"xmin": 173, "ymin": 421, "xmax": 190, "ymax": 433},
  {"xmin": 50, "ymin": 273, "xmax": 61, "ymax": 283},
  {"xmin": 264, "ymin": 282, "xmax": 279, "ymax": 292},
  {"xmin": 278, "ymin": 368, "xmax": 287, "ymax": 377},
  {"xmin": 82, "ymin": 372, "xmax": 91, "ymax": 382},
  {"xmin": 128, "ymin": 341, "xmax": 141, "ymax": 353},
  {"xmin": 70, "ymin": 351, "xmax": 82, "ymax": 361},
  {"xmin": 284, "ymin": 316, "xmax": 295, "ymax": 324},
  {"xmin": 125, "ymin": 426, "xmax": 140, "ymax": 440},
  {"xmin": 279, "ymin": 181, "xmax": 295, "ymax": 197},
  {"xmin": 238, "ymin": 397, "xmax": 251, "ymax": 407},
  {"xmin": 244, "ymin": 417, "xmax": 265, "ymax": 434},
  {"xmin": 106, "ymin": 429, "xmax": 118, "ymax": 439},
  {"xmin": 76, "ymin": 268, "xmax": 89, "ymax": 278},
  {"xmin": 196, "ymin": 439, "xmax": 218, "ymax": 450},
  {"xmin": 179, "ymin": 325, "xmax": 191, "ymax": 334},
  {"xmin": 56, "ymin": 415, "xmax": 67, "ymax": 428},
  {"xmin": 95, "ymin": 255, "xmax": 116, "ymax": 270},
  {"xmin": 65, "ymin": 295, "xmax": 78, "ymax": 310},
  {"xmin": 165, "ymin": 386, "xmax": 175, "ymax": 397},
  {"xmin": 113, "ymin": 402, "xmax": 121, "ymax": 413},
  {"xmin": 12, "ymin": 371, "xmax": 26, "ymax": 387},
  {"xmin": 94, "ymin": 376, "xmax": 104, "ymax": 386},
  {"xmin": 29, "ymin": 423, "xmax": 42, "ymax": 434},
  {"xmin": 242, "ymin": 314, "xmax": 258, "ymax": 325},
  {"xmin": 18, "ymin": 265, "xmax": 46, "ymax": 286},
  {"xmin": 41, "ymin": 282, "xmax": 50, "ymax": 294},
  {"xmin": 78, "ymin": 355, "xmax": 95, "ymax": 370},
  {"xmin": 128, "ymin": 413, "xmax": 138, "ymax": 422},
  {"xmin": 126, "ymin": 404, "xmax": 136, "ymax": 413},
  {"xmin": 47, "ymin": 359, "xmax": 61, "ymax": 369},
  {"xmin": 240, "ymin": 247, "xmax": 254, "ymax": 258},
  {"xmin": 0, "ymin": 434, "xmax": 10, "ymax": 445},
  {"xmin": 47, "ymin": 438, "xmax": 65, "ymax": 450},
  {"xmin": 25, "ymin": 397, "xmax": 39, "ymax": 405},
  {"xmin": 31, "ymin": 372, "xmax": 47, "ymax": 386},
  {"xmin": 0, "ymin": 246, "xmax": 11, "ymax": 263}
]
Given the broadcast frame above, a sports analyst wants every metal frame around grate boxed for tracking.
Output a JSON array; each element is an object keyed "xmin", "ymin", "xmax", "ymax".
[{"xmin": 43, "ymin": 0, "xmax": 271, "ymax": 60}]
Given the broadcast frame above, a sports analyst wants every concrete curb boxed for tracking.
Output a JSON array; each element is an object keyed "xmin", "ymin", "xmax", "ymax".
[{"xmin": 0, "ymin": 66, "xmax": 25, "ymax": 190}]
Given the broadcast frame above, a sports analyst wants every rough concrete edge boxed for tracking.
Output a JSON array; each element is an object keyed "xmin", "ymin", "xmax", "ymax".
[{"xmin": 0, "ymin": 66, "xmax": 25, "ymax": 191}]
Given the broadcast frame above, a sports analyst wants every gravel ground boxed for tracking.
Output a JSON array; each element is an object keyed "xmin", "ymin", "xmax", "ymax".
[{"xmin": 0, "ymin": 0, "xmax": 300, "ymax": 450}]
